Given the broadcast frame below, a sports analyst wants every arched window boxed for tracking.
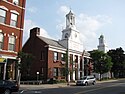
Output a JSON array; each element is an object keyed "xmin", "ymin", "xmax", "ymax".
[
  {"xmin": 0, "ymin": 33, "xmax": 4, "ymax": 49},
  {"xmin": 8, "ymin": 35, "xmax": 15, "ymax": 51}
]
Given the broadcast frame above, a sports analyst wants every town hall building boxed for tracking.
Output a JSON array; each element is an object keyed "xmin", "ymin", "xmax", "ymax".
[{"xmin": 22, "ymin": 11, "xmax": 92, "ymax": 82}]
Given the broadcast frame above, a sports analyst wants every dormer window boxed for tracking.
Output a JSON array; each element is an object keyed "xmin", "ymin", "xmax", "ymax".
[{"xmin": 13, "ymin": 0, "xmax": 19, "ymax": 5}]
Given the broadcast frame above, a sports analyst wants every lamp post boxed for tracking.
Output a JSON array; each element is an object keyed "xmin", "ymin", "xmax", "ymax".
[
  {"xmin": 66, "ymin": 37, "xmax": 70, "ymax": 85},
  {"xmin": 3, "ymin": 58, "xmax": 7, "ymax": 80},
  {"xmin": 36, "ymin": 72, "xmax": 39, "ymax": 82},
  {"xmin": 17, "ymin": 58, "xmax": 21, "ymax": 86}
]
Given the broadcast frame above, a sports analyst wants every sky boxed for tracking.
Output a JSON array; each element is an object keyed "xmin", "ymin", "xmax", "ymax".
[{"xmin": 23, "ymin": 0, "xmax": 125, "ymax": 51}]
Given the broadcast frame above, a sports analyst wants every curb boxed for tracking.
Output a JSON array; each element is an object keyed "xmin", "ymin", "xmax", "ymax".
[{"xmin": 20, "ymin": 79, "xmax": 120, "ymax": 90}]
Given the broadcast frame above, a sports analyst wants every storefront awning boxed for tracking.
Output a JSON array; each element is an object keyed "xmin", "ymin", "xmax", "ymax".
[{"xmin": 0, "ymin": 58, "xmax": 6, "ymax": 63}]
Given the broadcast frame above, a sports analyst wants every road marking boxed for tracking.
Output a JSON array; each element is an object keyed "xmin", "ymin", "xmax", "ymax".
[
  {"xmin": 74, "ymin": 83, "xmax": 124, "ymax": 94},
  {"xmin": 34, "ymin": 91, "xmax": 42, "ymax": 93},
  {"xmin": 20, "ymin": 90, "xmax": 24, "ymax": 94}
]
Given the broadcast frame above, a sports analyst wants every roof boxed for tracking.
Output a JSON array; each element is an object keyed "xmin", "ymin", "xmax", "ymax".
[
  {"xmin": 100, "ymin": 34, "xmax": 104, "ymax": 38},
  {"xmin": 37, "ymin": 36, "xmax": 65, "ymax": 49}
]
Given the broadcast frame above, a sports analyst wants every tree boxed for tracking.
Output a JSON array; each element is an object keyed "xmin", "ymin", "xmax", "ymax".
[
  {"xmin": 90, "ymin": 50, "xmax": 112, "ymax": 80},
  {"xmin": 107, "ymin": 47, "xmax": 125, "ymax": 78},
  {"xmin": 17, "ymin": 51, "xmax": 34, "ymax": 80}
]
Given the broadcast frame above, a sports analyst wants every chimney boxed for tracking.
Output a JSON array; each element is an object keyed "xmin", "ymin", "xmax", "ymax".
[{"xmin": 30, "ymin": 27, "xmax": 40, "ymax": 37}]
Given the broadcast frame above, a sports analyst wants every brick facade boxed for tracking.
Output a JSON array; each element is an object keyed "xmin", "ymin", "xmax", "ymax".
[
  {"xmin": 22, "ymin": 27, "xmax": 66, "ymax": 81},
  {"xmin": 0, "ymin": 0, "xmax": 26, "ymax": 80}
]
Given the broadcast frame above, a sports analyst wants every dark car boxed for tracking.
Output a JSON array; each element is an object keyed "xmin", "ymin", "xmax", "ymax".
[{"xmin": 0, "ymin": 80, "xmax": 19, "ymax": 94}]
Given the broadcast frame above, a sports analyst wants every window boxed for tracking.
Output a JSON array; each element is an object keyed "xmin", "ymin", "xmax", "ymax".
[
  {"xmin": 54, "ymin": 52, "xmax": 58, "ymax": 60},
  {"xmin": 60, "ymin": 68, "xmax": 65, "ymax": 76},
  {"xmin": 8, "ymin": 35, "xmax": 15, "ymax": 51},
  {"xmin": 53, "ymin": 68, "xmax": 58, "ymax": 76},
  {"xmin": 10, "ymin": 13, "xmax": 18, "ymax": 27},
  {"xmin": 61, "ymin": 53, "xmax": 65, "ymax": 61},
  {"xmin": 0, "ymin": 33, "xmax": 4, "ymax": 49},
  {"xmin": 13, "ymin": 0, "xmax": 19, "ymax": 5},
  {"xmin": 0, "ymin": 8, "xmax": 6, "ymax": 23}
]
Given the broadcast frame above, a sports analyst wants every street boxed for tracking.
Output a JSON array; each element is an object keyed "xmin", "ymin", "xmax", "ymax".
[{"xmin": 15, "ymin": 79, "xmax": 125, "ymax": 94}]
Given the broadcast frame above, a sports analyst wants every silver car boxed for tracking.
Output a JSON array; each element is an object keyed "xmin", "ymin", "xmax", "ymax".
[{"xmin": 76, "ymin": 76, "xmax": 96, "ymax": 86}]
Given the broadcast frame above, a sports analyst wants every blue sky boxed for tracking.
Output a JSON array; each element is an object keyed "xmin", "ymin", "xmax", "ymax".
[{"xmin": 24, "ymin": 0, "xmax": 125, "ymax": 51}]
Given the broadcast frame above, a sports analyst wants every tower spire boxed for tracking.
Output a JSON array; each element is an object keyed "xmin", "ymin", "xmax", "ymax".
[
  {"xmin": 66, "ymin": 10, "xmax": 76, "ymax": 29},
  {"xmin": 98, "ymin": 34, "xmax": 108, "ymax": 53}
]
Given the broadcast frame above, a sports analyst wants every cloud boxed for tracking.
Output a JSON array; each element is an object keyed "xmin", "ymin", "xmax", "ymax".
[
  {"xmin": 56, "ymin": 6, "xmax": 112, "ymax": 50},
  {"xmin": 57, "ymin": 5, "xmax": 70, "ymax": 16},
  {"xmin": 27, "ymin": 7, "xmax": 38, "ymax": 13},
  {"xmin": 77, "ymin": 13, "xmax": 112, "ymax": 47},
  {"xmin": 56, "ymin": 6, "xmax": 70, "ymax": 32},
  {"xmin": 23, "ymin": 19, "xmax": 50, "ymax": 45}
]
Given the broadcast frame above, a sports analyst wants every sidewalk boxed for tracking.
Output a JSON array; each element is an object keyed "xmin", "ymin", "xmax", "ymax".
[
  {"xmin": 20, "ymin": 83, "xmax": 71, "ymax": 90},
  {"xmin": 20, "ymin": 79, "xmax": 118, "ymax": 90}
]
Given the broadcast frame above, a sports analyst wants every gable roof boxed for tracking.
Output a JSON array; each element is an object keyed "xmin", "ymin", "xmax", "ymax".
[{"xmin": 37, "ymin": 36, "xmax": 65, "ymax": 49}]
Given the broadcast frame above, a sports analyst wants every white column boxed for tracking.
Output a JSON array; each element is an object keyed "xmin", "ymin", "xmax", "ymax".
[
  {"xmin": 3, "ymin": 62, "xmax": 7, "ymax": 80},
  {"xmin": 82, "ymin": 57, "xmax": 84, "ymax": 77},
  {"xmin": 72, "ymin": 54, "xmax": 75, "ymax": 81},
  {"xmin": 77, "ymin": 56, "xmax": 80, "ymax": 79}
]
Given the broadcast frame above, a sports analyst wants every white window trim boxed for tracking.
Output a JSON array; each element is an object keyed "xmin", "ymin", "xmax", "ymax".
[
  {"xmin": 0, "ymin": 6, "xmax": 8, "ymax": 11},
  {"xmin": 10, "ymin": 10, "xmax": 19, "ymax": 15},
  {"xmin": 8, "ymin": 35, "xmax": 16, "ymax": 51},
  {"xmin": 0, "ymin": 22, "xmax": 23, "ymax": 30}
]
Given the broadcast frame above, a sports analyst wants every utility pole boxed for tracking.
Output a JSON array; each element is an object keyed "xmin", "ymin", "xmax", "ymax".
[
  {"xmin": 3, "ymin": 58, "xmax": 7, "ymax": 80},
  {"xmin": 17, "ymin": 58, "xmax": 21, "ymax": 86},
  {"xmin": 66, "ymin": 38, "xmax": 70, "ymax": 85}
]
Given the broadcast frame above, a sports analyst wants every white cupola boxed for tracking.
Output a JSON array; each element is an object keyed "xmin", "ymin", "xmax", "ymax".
[
  {"xmin": 66, "ymin": 10, "xmax": 76, "ymax": 29},
  {"xmin": 98, "ymin": 34, "xmax": 108, "ymax": 53},
  {"xmin": 59, "ymin": 10, "xmax": 83, "ymax": 52}
]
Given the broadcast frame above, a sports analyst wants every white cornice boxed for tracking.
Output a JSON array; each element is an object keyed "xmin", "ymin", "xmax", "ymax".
[
  {"xmin": 48, "ymin": 45, "xmax": 66, "ymax": 53},
  {"xmin": 0, "ymin": 23, "xmax": 23, "ymax": 30},
  {"xmin": 2, "ymin": 0, "xmax": 25, "ymax": 10}
]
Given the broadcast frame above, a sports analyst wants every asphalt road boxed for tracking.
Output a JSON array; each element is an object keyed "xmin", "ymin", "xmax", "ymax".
[{"xmin": 15, "ymin": 79, "xmax": 125, "ymax": 94}]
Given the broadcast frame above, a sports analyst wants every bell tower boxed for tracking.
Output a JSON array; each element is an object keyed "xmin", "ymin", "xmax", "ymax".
[
  {"xmin": 61, "ymin": 10, "xmax": 80, "ymax": 42},
  {"xmin": 98, "ymin": 35, "xmax": 108, "ymax": 53},
  {"xmin": 59, "ymin": 10, "xmax": 82, "ymax": 52},
  {"xmin": 66, "ymin": 10, "xmax": 76, "ymax": 29}
]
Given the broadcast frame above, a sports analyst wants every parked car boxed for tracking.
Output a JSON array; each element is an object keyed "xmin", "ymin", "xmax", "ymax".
[
  {"xmin": 0, "ymin": 80, "xmax": 19, "ymax": 94},
  {"xmin": 76, "ymin": 75, "xmax": 96, "ymax": 86}
]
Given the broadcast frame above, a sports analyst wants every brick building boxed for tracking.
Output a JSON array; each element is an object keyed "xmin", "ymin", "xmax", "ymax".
[
  {"xmin": 0, "ymin": 0, "xmax": 26, "ymax": 80},
  {"xmin": 22, "ymin": 11, "xmax": 92, "ymax": 82}
]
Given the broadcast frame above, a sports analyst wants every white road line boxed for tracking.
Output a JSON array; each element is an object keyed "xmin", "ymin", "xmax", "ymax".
[
  {"xmin": 34, "ymin": 91, "xmax": 42, "ymax": 93},
  {"xmin": 20, "ymin": 90, "xmax": 25, "ymax": 93},
  {"xmin": 74, "ymin": 83, "xmax": 124, "ymax": 94}
]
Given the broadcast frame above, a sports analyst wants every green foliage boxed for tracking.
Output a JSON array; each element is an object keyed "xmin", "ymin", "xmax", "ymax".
[
  {"xmin": 107, "ymin": 47, "xmax": 125, "ymax": 78},
  {"xmin": 17, "ymin": 51, "xmax": 35, "ymax": 79},
  {"xmin": 64, "ymin": 50, "xmax": 69, "ymax": 76},
  {"xmin": 90, "ymin": 50, "xmax": 113, "ymax": 80}
]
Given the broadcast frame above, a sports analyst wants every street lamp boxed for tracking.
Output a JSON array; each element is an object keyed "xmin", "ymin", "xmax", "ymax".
[
  {"xmin": 17, "ymin": 58, "xmax": 21, "ymax": 86},
  {"xmin": 36, "ymin": 72, "xmax": 39, "ymax": 82}
]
